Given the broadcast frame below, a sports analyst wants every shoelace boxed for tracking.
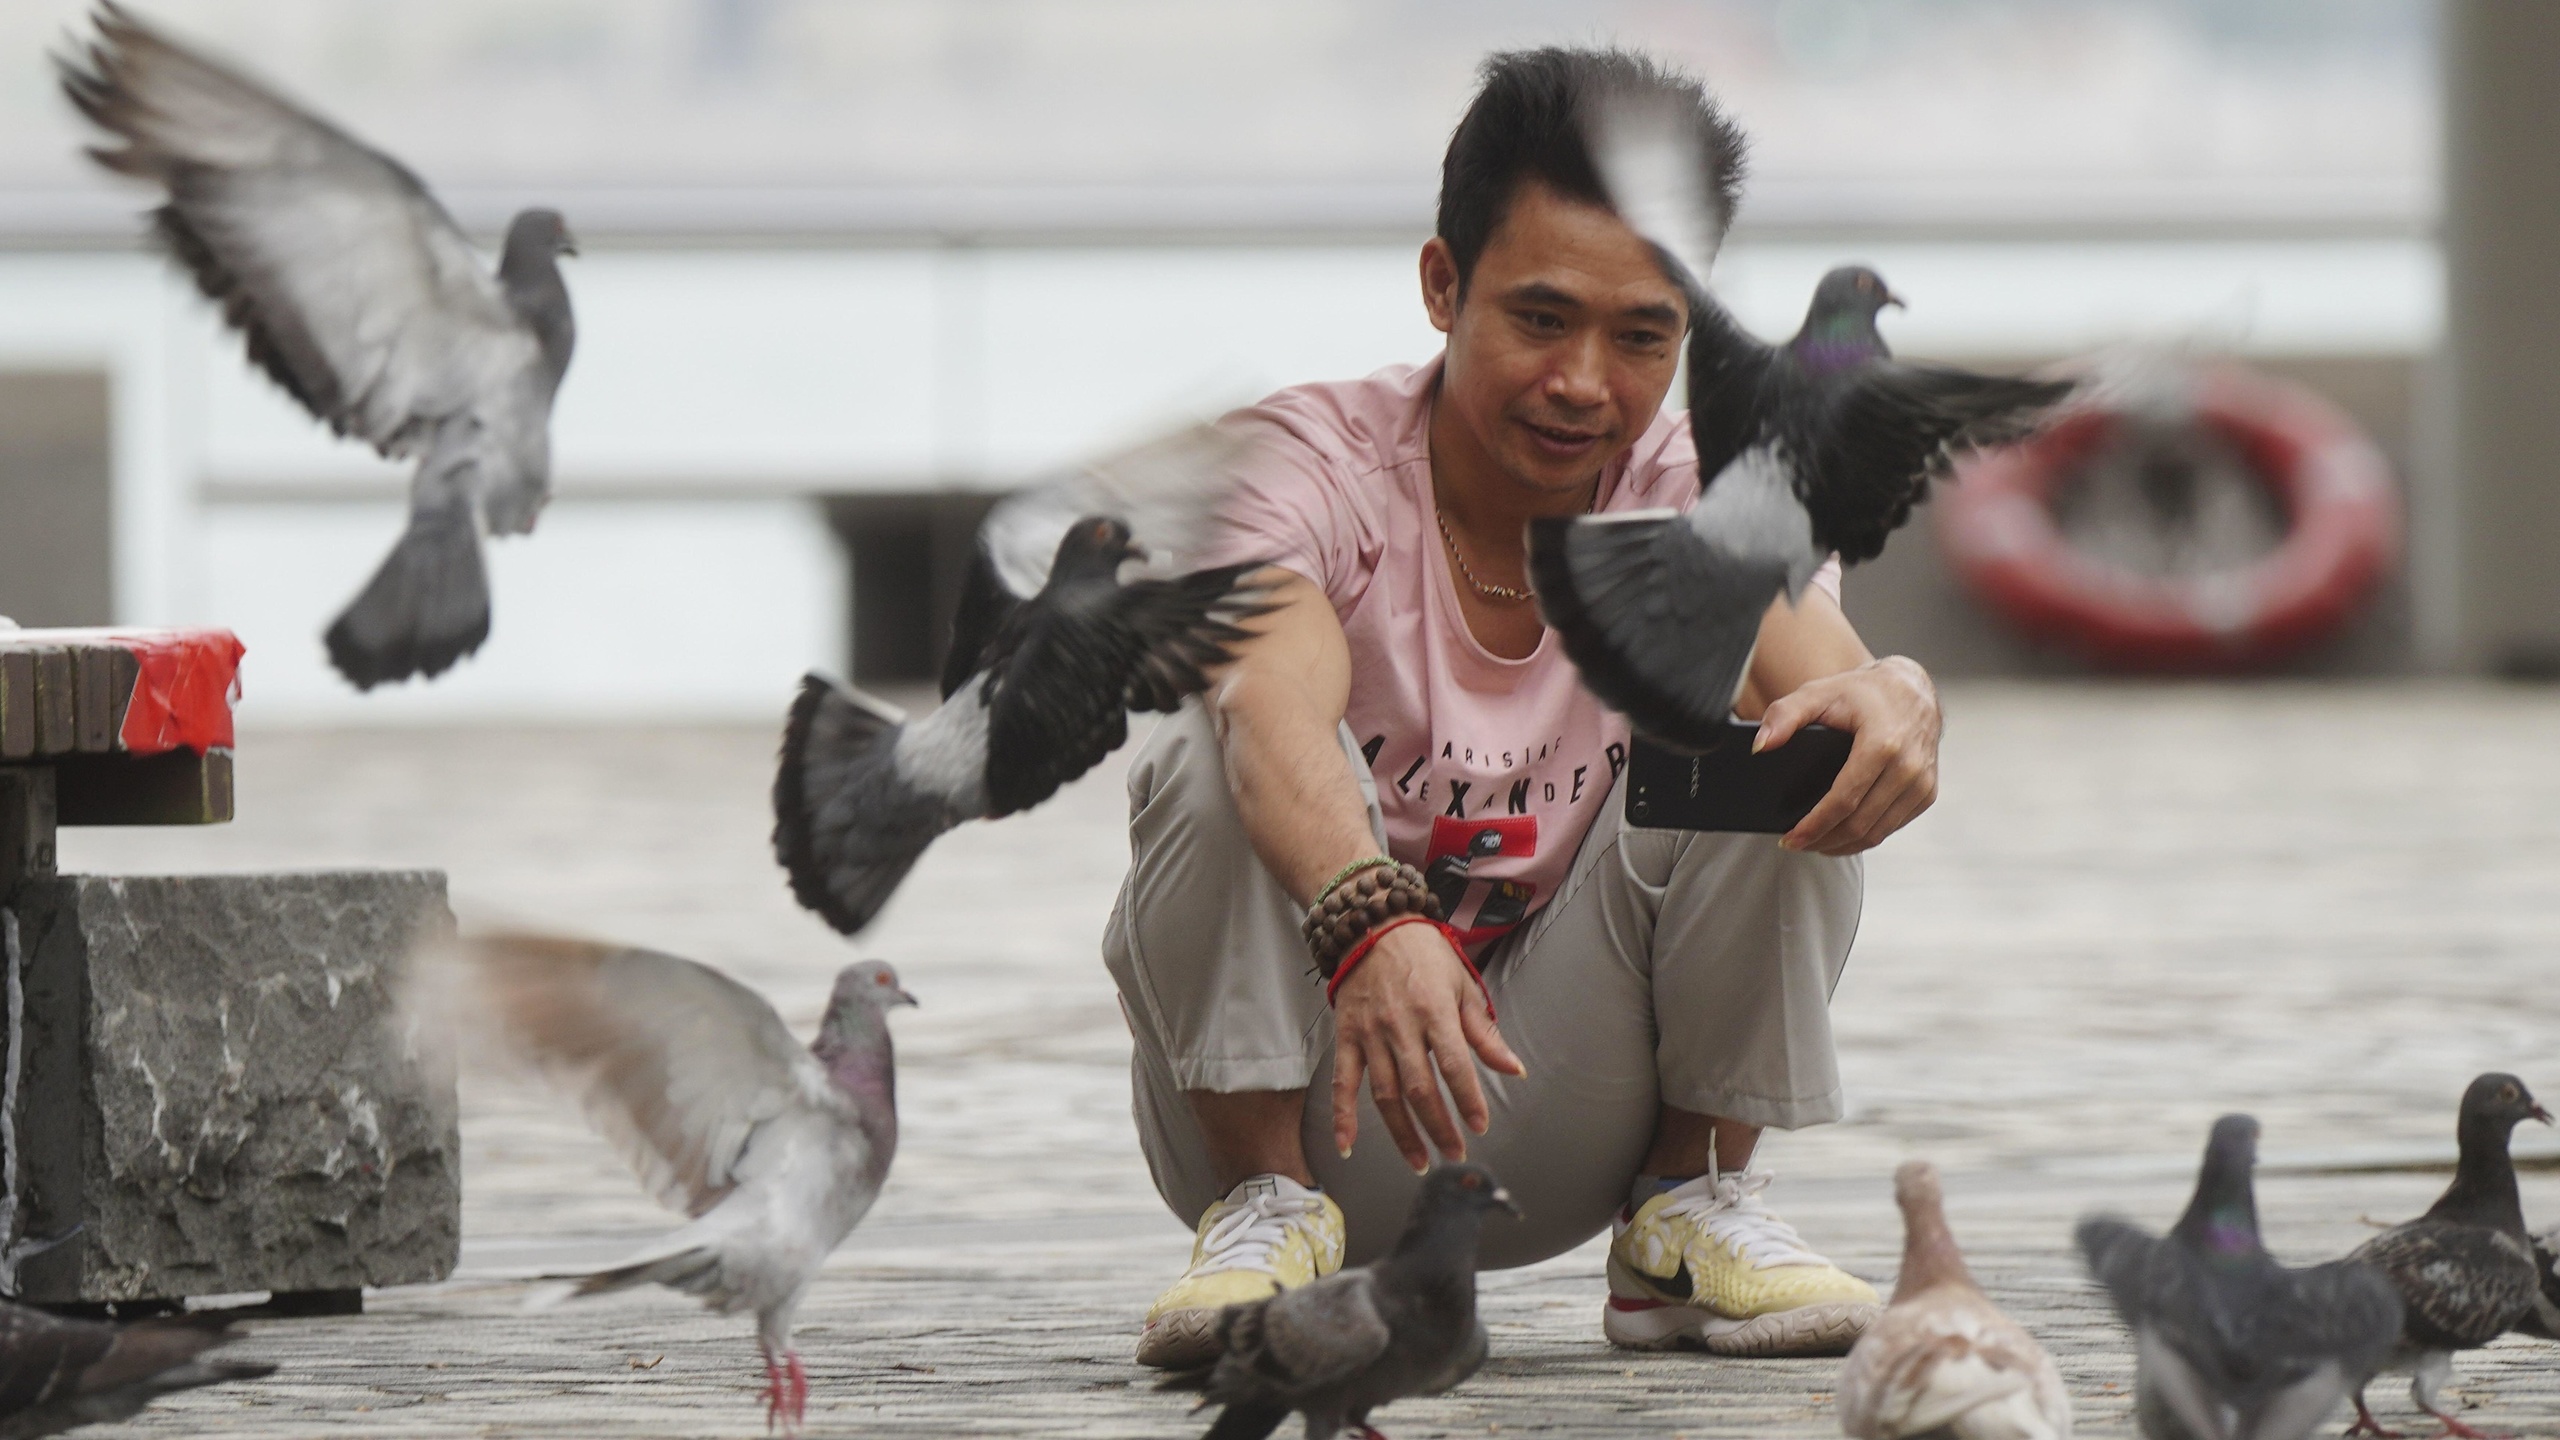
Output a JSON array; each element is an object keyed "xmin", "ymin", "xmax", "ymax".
[
  {"xmin": 1191, "ymin": 1188, "xmax": 1326, "ymax": 1277},
  {"xmin": 1659, "ymin": 1171, "xmax": 1826, "ymax": 1271}
]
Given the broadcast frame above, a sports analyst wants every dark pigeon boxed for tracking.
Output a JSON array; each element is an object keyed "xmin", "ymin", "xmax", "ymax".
[
  {"xmin": 1527, "ymin": 84, "xmax": 2069, "ymax": 749},
  {"xmin": 59, "ymin": 4, "xmax": 576, "ymax": 691},
  {"xmin": 0, "ymin": 1302, "xmax": 271, "ymax": 1437},
  {"xmin": 2347, "ymin": 1073, "xmax": 2551, "ymax": 1439},
  {"xmin": 2077, "ymin": 1114, "xmax": 2404, "ymax": 1440},
  {"xmin": 1164, "ymin": 1163, "xmax": 1517, "ymax": 1440},
  {"xmin": 447, "ymin": 934, "xmax": 912, "ymax": 1438},
  {"xmin": 2512, "ymin": 1227, "xmax": 2560, "ymax": 1342},
  {"xmin": 775, "ymin": 427, "xmax": 1274, "ymax": 936}
]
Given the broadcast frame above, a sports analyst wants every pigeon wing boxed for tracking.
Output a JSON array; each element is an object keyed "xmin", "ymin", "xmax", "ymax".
[
  {"xmin": 772, "ymin": 674, "xmax": 980, "ymax": 937},
  {"xmin": 1206, "ymin": 1271, "xmax": 1395, "ymax": 1408},
  {"xmin": 59, "ymin": 6, "xmax": 536, "ymax": 462},
  {"xmin": 1837, "ymin": 1296, "xmax": 2054, "ymax": 1440},
  {"xmin": 2521, "ymin": 1230, "xmax": 2560, "ymax": 1340},
  {"xmin": 1795, "ymin": 363, "xmax": 2075, "ymax": 565},
  {"xmin": 979, "ymin": 563, "xmax": 1272, "ymax": 817},
  {"xmin": 0, "ymin": 1302, "xmax": 111, "ymax": 1413},
  {"xmin": 1580, "ymin": 76, "xmax": 1746, "ymax": 300},
  {"xmin": 1682, "ymin": 297, "xmax": 1781, "ymax": 485},
  {"xmin": 975, "ymin": 422, "xmax": 1253, "ymax": 601},
  {"xmin": 456, "ymin": 934, "xmax": 838, "ymax": 1218},
  {"xmin": 1528, "ymin": 505, "xmax": 1789, "ymax": 750},
  {"xmin": 2352, "ymin": 1220, "xmax": 2541, "ymax": 1350}
]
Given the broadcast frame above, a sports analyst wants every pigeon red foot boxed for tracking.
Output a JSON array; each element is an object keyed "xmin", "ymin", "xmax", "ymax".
[{"xmin": 762, "ymin": 1347, "xmax": 809, "ymax": 1436}]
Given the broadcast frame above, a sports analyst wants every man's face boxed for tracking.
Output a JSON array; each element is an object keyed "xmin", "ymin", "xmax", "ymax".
[{"xmin": 1423, "ymin": 179, "xmax": 1689, "ymax": 499}]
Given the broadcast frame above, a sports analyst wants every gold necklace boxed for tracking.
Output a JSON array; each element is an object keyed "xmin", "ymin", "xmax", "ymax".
[{"xmin": 1435, "ymin": 505, "xmax": 1534, "ymax": 604}]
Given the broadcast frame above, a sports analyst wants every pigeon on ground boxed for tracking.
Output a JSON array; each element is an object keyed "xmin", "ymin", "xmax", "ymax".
[
  {"xmin": 2347, "ymin": 1073, "xmax": 2551, "ymax": 1439},
  {"xmin": 60, "ymin": 4, "xmax": 576, "ymax": 691},
  {"xmin": 2077, "ymin": 1114, "xmax": 2404, "ymax": 1440},
  {"xmin": 446, "ymin": 934, "xmax": 912, "ymax": 1438},
  {"xmin": 1163, "ymin": 1162, "xmax": 1517, "ymax": 1440},
  {"xmin": 1527, "ymin": 87, "xmax": 2070, "ymax": 749},
  {"xmin": 0, "ymin": 1302, "xmax": 272, "ymax": 1438},
  {"xmin": 2511, "ymin": 1227, "xmax": 2560, "ymax": 1341},
  {"xmin": 1838, "ymin": 1160, "xmax": 2070, "ymax": 1440},
  {"xmin": 775, "ymin": 424, "xmax": 1274, "ymax": 936}
]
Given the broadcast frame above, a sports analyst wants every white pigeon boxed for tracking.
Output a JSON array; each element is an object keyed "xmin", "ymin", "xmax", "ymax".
[
  {"xmin": 451, "ymin": 934, "xmax": 911, "ymax": 1438},
  {"xmin": 1838, "ymin": 1160, "xmax": 2072, "ymax": 1440}
]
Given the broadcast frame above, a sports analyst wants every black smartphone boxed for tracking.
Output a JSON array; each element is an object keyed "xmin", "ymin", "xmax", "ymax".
[{"xmin": 1622, "ymin": 721, "xmax": 1853, "ymax": 834}]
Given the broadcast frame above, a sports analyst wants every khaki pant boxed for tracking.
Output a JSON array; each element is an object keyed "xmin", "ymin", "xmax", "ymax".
[{"xmin": 1101, "ymin": 704, "xmax": 1863, "ymax": 1268}]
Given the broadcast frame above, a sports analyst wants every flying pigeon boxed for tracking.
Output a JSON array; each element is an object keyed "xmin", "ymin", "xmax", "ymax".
[
  {"xmin": 2347, "ymin": 1073, "xmax": 2551, "ymax": 1439},
  {"xmin": 2077, "ymin": 1114, "xmax": 2404, "ymax": 1440},
  {"xmin": 775, "ymin": 425, "xmax": 1274, "ymax": 936},
  {"xmin": 1163, "ymin": 1162, "xmax": 1517, "ymax": 1440},
  {"xmin": 0, "ymin": 1301, "xmax": 273, "ymax": 1437},
  {"xmin": 1527, "ymin": 88, "xmax": 2070, "ymax": 749},
  {"xmin": 1838, "ymin": 1160, "xmax": 2070, "ymax": 1440},
  {"xmin": 447, "ymin": 934, "xmax": 912, "ymax": 1438},
  {"xmin": 59, "ymin": 4, "xmax": 576, "ymax": 692}
]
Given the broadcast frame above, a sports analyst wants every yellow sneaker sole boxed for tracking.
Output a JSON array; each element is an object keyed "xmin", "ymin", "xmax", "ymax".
[{"xmin": 1135, "ymin": 1307, "xmax": 1226, "ymax": 1370}]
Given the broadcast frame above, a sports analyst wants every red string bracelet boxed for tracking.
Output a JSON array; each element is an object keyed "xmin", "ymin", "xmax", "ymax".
[{"xmin": 1323, "ymin": 916, "xmax": 1495, "ymax": 1022}]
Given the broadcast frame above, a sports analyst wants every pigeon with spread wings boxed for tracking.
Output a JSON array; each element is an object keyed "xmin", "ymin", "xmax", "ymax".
[
  {"xmin": 59, "ymin": 4, "xmax": 575, "ymax": 691},
  {"xmin": 775, "ymin": 424, "xmax": 1274, "ymax": 936},
  {"xmin": 1528, "ymin": 83, "xmax": 2069, "ymax": 750},
  {"xmin": 2078, "ymin": 1115, "xmax": 2403, "ymax": 1440},
  {"xmin": 446, "ymin": 934, "xmax": 911, "ymax": 1438}
]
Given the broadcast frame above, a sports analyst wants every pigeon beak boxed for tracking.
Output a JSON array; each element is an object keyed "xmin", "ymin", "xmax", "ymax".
[
  {"xmin": 559, "ymin": 226, "xmax": 580, "ymax": 258},
  {"xmin": 1883, "ymin": 289, "xmax": 1906, "ymax": 310},
  {"xmin": 1125, "ymin": 541, "xmax": 1152, "ymax": 563},
  {"xmin": 1491, "ymin": 1186, "xmax": 1521, "ymax": 1218},
  {"xmin": 893, "ymin": 987, "xmax": 920, "ymax": 1008},
  {"xmin": 2534, "ymin": 1102, "xmax": 2553, "ymax": 1125}
]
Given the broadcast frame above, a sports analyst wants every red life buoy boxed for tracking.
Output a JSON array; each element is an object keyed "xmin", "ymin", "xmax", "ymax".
[{"xmin": 1938, "ymin": 364, "xmax": 2400, "ymax": 670}]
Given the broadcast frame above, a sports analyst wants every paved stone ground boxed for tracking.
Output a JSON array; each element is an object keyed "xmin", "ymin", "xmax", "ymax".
[{"xmin": 48, "ymin": 681, "xmax": 2560, "ymax": 1437}]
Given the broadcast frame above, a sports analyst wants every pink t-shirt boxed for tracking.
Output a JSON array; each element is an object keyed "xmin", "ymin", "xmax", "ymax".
[{"xmin": 1204, "ymin": 357, "xmax": 1841, "ymax": 948}]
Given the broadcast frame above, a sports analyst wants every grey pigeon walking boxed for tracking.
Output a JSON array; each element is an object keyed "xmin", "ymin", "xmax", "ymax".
[
  {"xmin": 450, "ymin": 934, "xmax": 912, "ymax": 1438},
  {"xmin": 0, "ymin": 1302, "xmax": 272, "ymax": 1438},
  {"xmin": 1527, "ymin": 83, "xmax": 2069, "ymax": 749},
  {"xmin": 2346, "ymin": 1073, "xmax": 2551, "ymax": 1439},
  {"xmin": 60, "ymin": 4, "xmax": 576, "ymax": 691},
  {"xmin": 775, "ymin": 424, "xmax": 1273, "ymax": 936},
  {"xmin": 1839, "ymin": 1160, "xmax": 2070, "ymax": 1439},
  {"xmin": 2077, "ymin": 1114, "xmax": 2404, "ymax": 1440},
  {"xmin": 1163, "ymin": 1163, "xmax": 1517, "ymax": 1440}
]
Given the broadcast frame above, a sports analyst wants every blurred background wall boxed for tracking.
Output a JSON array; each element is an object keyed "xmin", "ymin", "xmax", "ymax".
[{"xmin": 0, "ymin": 0, "xmax": 2446, "ymax": 719}]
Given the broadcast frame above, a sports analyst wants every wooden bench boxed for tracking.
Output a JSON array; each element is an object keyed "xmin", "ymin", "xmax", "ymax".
[{"xmin": 0, "ymin": 629, "xmax": 459, "ymax": 1312}]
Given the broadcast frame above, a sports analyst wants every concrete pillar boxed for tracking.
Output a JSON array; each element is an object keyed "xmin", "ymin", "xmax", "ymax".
[{"xmin": 2441, "ymin": 0, "xmax": 2560, "ymax": 673}]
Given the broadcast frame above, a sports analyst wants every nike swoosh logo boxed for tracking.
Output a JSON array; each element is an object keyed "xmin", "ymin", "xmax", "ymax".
[{"xmin": 1652, "ymin": 1260, "xmax": 1694, "ymax": 1300}]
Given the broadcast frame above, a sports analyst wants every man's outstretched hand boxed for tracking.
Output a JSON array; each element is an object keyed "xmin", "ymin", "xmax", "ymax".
[
  {"xmin": 1756, "ymin": 654, "xmax": 1942, "ymax": 857},
  {"xmin": 1330, "ymin": 922, "xmax": 1525, "ymax": 1172}
]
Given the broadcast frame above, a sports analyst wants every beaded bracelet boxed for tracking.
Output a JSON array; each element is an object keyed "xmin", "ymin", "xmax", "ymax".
[
  {"xmin": 1302, "ymin": 860, "xmax": 1442, "ymax": 977},
  {"xmin": 1312, "ymin": 855, "xmax": 1397, "ymax": 908}
]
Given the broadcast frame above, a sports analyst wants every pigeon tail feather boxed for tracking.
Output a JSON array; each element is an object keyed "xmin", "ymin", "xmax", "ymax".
[
  {"xmin": 1528, "ymin": 510, "xmax": 1780, "ymax": 750},
  {"xmin": 1198, "ymin": 1400, "xmax": 1291, "ymax": 1440},
  {"xmin": 324, "ymin": 496, "xmax": 489, "ymax": 690},
  {"xmin": 772, "ymin": 673, "xmax": 939, "ymax": 936}
]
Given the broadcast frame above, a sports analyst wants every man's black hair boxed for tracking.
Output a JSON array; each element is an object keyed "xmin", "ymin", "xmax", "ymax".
[{"xmin": 1435, "ymin": 47, "xmax": 1746, "ymax": 293}]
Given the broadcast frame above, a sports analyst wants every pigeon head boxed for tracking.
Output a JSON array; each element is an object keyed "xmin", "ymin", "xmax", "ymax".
[
  {"xmin": 1424, "ymin": 1161, "xmax": 1521, "ymax": 1219},
  {"xmin": 1387, "ymin": 1162, "xmax": 1520, "ymax": 1266},
  {"xmin": 1046, "ymin": 515, "xmax": 1142, "ymax": 586},
  {"xmin": 1889, "ymin": 1159, "xmax": 1978, "ymax": 1298},
  {"xmin": 2170, "ymin": 1114, "xmax": 2265, "ymax": 1260},
  {"xmin": 503, "ymin": 208, "xmax": 579, "ymax": 264},
  {"xmin": 826, "ymin": 959, "xmax": 919, "ymax": 1022},
  {"xmin": 2460, "ymin": 1072, "xmax": 2552, "ymax": 1137},
  {"xmin": 1790, "ymin": 265, "xmax": 1901, "ymax": 371}
]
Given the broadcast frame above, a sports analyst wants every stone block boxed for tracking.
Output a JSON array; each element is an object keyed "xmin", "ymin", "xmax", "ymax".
[{"xmin": 0, "ymin": 870, "xmax": 459, "ymax": 1303}]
